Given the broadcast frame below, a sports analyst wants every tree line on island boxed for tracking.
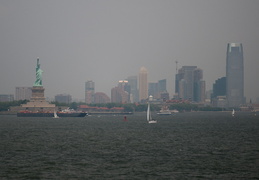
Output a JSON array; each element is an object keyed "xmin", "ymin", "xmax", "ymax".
[{"xmin": 0, "ymin": 100, "xmax": 224, "ymax": 112}]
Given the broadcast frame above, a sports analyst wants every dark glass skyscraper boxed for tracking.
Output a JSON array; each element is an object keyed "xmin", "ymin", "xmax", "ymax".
[
  {"xmin": 226, "ymin": 43, "xmax": 245, "ymax": 107},
  {"xmin": 158, "ymin": 79, "xmax": 167, "ymax": 93},
  {"xmin": 212, "ymin": 77, "xmax": 226, "ymax": 98},
  {"xmin": 175, "ymin": 66, "xmax": 205, "ymax": 102}
]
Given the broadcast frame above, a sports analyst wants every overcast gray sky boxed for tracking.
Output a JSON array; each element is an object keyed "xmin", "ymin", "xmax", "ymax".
[{"xmin": 1, "ymin": 0, "xmax": 259, "ymax": 101}]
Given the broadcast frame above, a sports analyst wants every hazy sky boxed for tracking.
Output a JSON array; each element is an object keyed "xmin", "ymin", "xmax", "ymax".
[{"xmin": 1, "ymin": 0, "xmax": 259, "ymax": 101}]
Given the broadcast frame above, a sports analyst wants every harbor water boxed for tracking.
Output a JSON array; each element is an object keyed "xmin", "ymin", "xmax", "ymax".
[{"xmin": 0, "ymin": 112, "xmax": 258, "ymax": 179}]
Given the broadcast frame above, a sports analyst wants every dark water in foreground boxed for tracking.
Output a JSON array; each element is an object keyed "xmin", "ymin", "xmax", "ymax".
[{"xmin": 0, "ymin": 112, "xmax": 258, "ymax": 179}]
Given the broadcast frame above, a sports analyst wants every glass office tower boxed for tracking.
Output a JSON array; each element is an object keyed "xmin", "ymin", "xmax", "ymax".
[{"xmin": 226, "ymin": 43, "xmax": 245, "ymax": 107}]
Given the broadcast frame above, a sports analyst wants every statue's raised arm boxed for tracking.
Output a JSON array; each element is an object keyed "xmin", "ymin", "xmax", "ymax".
[{"xmin": 33, "ymin": 58, "xmax": 43, "ymax": 86}]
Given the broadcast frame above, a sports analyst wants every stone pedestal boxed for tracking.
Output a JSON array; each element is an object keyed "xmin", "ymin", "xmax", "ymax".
[
  {"xmin": 21, "ymin": 86, "xmax": 55, "ymax": 111},
  {"xmin": 31, "ymin": 86, "xmax": 45, "ymax": 101}
]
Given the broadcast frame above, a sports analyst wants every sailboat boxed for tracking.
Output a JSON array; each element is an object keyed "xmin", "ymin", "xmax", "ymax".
[
  {"xmin": 53, "ymin": 109, "xmax": 59, "ymax": 118},
  {"xmin": 147, "ymin": 102, "xmax": 157, "ymax": 124},
  {"xmin": 232, "ymin": 109, "xmax": 235, "ymax": 117}
]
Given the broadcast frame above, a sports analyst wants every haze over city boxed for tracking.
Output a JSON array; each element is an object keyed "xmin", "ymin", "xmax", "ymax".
[{"xmin": 1, "ymin": 0, "xmax": 259, "ymax": 101}]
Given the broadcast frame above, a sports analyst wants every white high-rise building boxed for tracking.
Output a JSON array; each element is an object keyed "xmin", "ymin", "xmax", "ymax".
[{"xmin": 139, "ymin": 67, "xmax": 148, "ymax": 101}]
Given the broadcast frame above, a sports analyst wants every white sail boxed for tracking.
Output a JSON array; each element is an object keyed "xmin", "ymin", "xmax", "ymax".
[
  {"xmin": 147, "ymin": 103, "xmax": 150, "ymax": 121},
  {"xmin": 147, "ymin": 102, "xmax": 157, "ymax": 123},
  {"xmin": 53, "ymin": 109, "xmax": 59, "ymax": 118},
  {"xmin": 232, "ymin": 109, "xmax": 235, "ymax": 116}
]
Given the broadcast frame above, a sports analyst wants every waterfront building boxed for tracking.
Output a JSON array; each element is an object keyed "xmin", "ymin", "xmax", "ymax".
[
  {"xmin": 85, "ymin": 80, "xmax": 95, "ymax": 104},
  {"xmin": 139, "ymin": 67, "xmax": 148, "ymax": 102},
  {"xmin": 94, "ymin": 92, "xmax": 110, "ymax": 103},
  {"xmin": 0, "ymin": 94, "xmax": 14, "ymax": 102},
  {"xmin": 111, "ymin": 80, "xmax": 130, "ymax": 103},
  {"xmin": 118, "ymin": 80, "xmax": 130, "ymax": 94},
  {"xmin": 212, "ymin": 77, "xmax": 226, "ymax": 99},
  {"xmin": 160, "ymin": 92, "xmax": 170, "ymax": 101},
  {"xmin": 111, "ymin": 86, "xmax": 128, "ymax": 103},
  {"xmin": 176, "ymin": 66, "xmax": 196, "ymax": 100},
  {"xmin": 126, "ymin": 76, "xmax": 139, "ymax": 103},
  {"xmin": 118, "ymin": 80, "xmax": 131, "ymax": 102},
  {"xmin": 148, "ymin": 82, "xmax": 158, "ymax": 99},
  {"xmin": 15, "ymin": 87, "xmax": 32, "ymax": 100},
  {"xmin": 193, "ymin": 68, "xmax": 205, "ymax": 102},
  {"xmin": 148, "ymin": 79, "xmax": 168, "ymax": 100},
  {"xmin": 55, "ymin": 94, "xmax": 72, "ymax": 104},
  {"xmin": 175, "ymin": 66, "xmax": 205, "ymax": 102},
  {"xmin": 158, "ymin": 79, "xmax": 167, "ymax": 93},
  {"xmin": 226, "ymin": 43, "xmax": 245, "ymax": 107},
  {"xmin": 212, "ymin": 96, "xmax": 227, "ymax": 108}
]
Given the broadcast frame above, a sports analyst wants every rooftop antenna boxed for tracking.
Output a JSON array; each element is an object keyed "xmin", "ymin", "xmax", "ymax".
[{"xmin": 175, "ymin": 60, "xmax": 178, "ymax": 73}]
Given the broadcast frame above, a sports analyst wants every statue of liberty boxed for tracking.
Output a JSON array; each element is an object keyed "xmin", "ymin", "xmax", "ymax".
[{"xmin": 33, "ymin": 58, "xmax": 43, "ymax": 86}]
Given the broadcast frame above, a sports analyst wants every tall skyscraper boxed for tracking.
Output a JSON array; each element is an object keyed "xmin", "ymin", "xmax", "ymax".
[
  {"xmin": 158, "ymin": 79, "xmax": 167, "ymax": 93},
  {"xmin": 139, "ymin": 67, "xmax": 148, "ymax": 101},
  {"xmin": 126, "ymin": 76, "xmax": 138, "ymax": 103},
  {"xmin": 211, "ymin": 77, "xmax": 227, "ymax": 108},
  {"xmin": 226, "ymin": 43, "xmax": 245, "ymax": 107},
  {"xmin": 118, "ymin": 80, "xmax": 129, "ymax": 92},
  {"xmin": 118, "ymin": 80, "xmax": 131, "ymax": 102},
  {"xmin": 148, "ymin": 82, "xmax": 158, "ymax": 98},
  {"xmin": 175, "ymin": 66, "xmax": 205, "ymax": 102},
  {"xmin": 193, "ymin": 68, "xmax": 205, "ymax": 102},
  {"xmin": 85, "ymin": 80, "xmax": 95, "ymax": 104},
  {"xmin": 110, "ymin": 80, "xmax": 130, "ymax": 103},
  {"xmin": 148, "ymin": 79, "xmax": 167, "ymax": 100},
  {"xmin": 176, "ymin": 66, "xmax": 197, "ymax": 100}
]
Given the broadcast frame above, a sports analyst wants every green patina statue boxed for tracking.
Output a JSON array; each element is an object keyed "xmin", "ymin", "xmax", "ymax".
[{"xmin": 33, "ymin": 58, "xmax": 43, "ymax": 86}]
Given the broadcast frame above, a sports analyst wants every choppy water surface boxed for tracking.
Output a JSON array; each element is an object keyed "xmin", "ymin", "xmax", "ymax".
[{"xmin": 0, "ymin": 112, "xmax": 258, "ymax": 179}]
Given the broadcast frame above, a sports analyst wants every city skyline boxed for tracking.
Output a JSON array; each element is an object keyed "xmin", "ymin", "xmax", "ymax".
[
  {"xmin": 0, "ymin": 1, "xmax": 259, "ymax": 101},
  {"xmin": 3, "ymin": 59, "xmax": 255, "ymax": 105}
]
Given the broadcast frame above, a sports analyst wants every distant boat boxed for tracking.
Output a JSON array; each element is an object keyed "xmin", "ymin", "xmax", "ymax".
[
  {"xmin": 17, "ymin": 108, "xmax": 87, "ymax": 117},
  {"xmin": 171, "ymin": 109, "xmax": 179, "ymax": 113},
  {"xmin": 157, "ymin": 105, "xmax": 171, "ymax": 115},
  {"xmin": 57, "ymin": 108, "xmax": 88, "ymax": 117},
  {"xmin": 147, "ymin": 102, "xmax": 157, "ymax": 124},
  {"xmin": 53, "ymin": 109, "xmax": 59, "ymax": 118},
  {"xmin": 232, "ymin": 109, "xmax": 235, "ymax": 116}
]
